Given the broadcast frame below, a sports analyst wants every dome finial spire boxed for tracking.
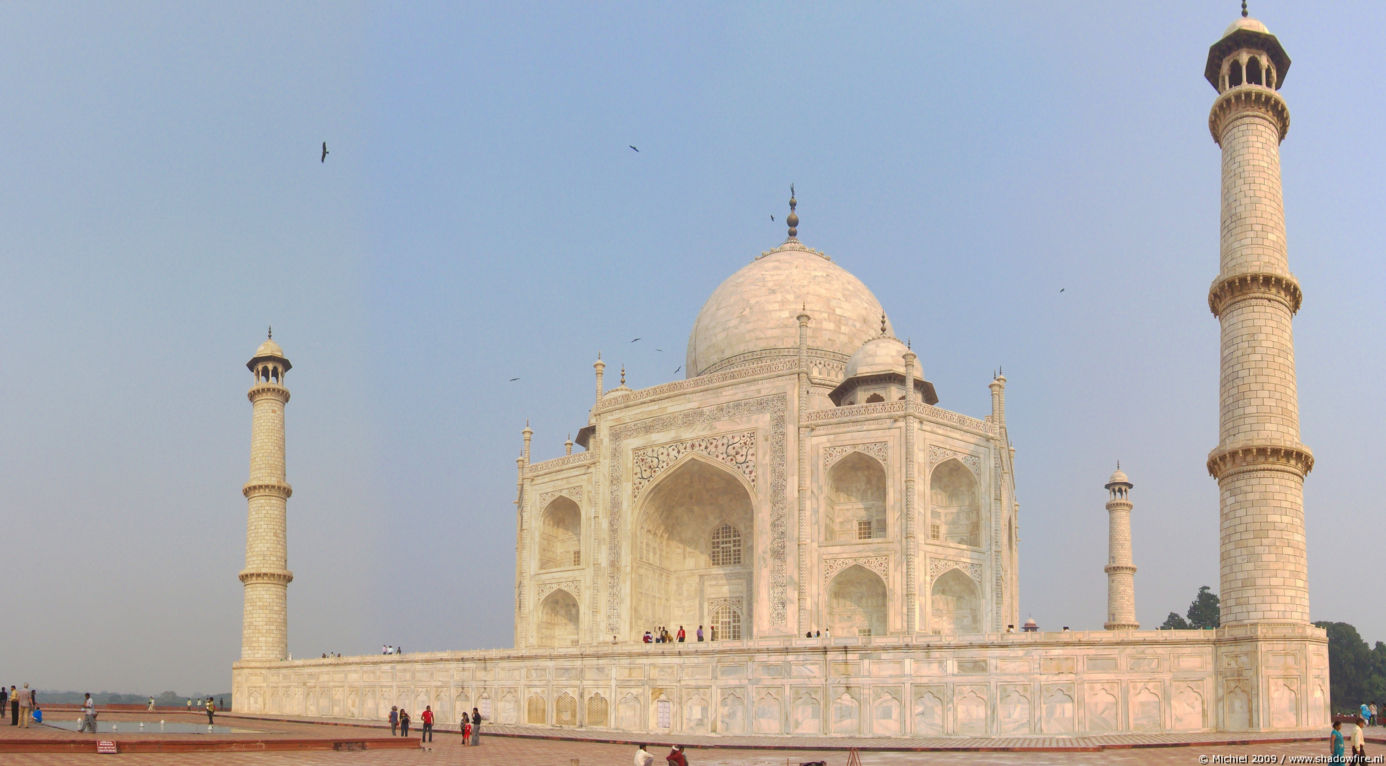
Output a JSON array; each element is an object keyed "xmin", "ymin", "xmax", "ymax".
[
  {"xmin": 880, "ymin": 312, "xmax": 887, "ymax": 336},
  {"xmin": 1241, "ymin": 0, "xmax": 1248, "ymax": 18},
  {"xmin": 786, "ymin": 184, "xmax": 799, "ymax": 240},
  {"xmin": 620, "ymin": 365, "xmax": 626, "ymax": 386},
  {"xmin": 267, "ymin": 325, "xmax": 272, "ymax": 340}
]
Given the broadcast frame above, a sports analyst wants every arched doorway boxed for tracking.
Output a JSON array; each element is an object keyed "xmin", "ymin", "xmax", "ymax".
[
  {"xmin": 538, "ymin": 496, "xmax": 581, "ymax": 570},
  {"xmin": 634, "ymin": 458, "xmax": 754, "ymax": 639},
  {"xmin": 826, "ymin": 452, "xmax": 886, "ymax": 542},
  {"xmin": 930, "ymin": 568, "xmax": 980, "ymax": 634},
  {"xmin": 827, "ymin": 565, "xmax": 888, "ymax": 637},
  {"xmin": 930, "ymin": 460, "xmax": 980, "ymax": 546},
  {"xmin": 536, "ymin": 588, "xmax": 579, "ymax": 647}
]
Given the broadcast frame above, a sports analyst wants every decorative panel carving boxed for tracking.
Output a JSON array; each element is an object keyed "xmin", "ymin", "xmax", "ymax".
[
  {"xmin": 823, "ymin": 442, "xmax": 888, "ymax": 471},
  {"xmin": 823, "ymin": 555, "xmax": 890, "ymax": 583},
  {"xmin": 632, "ymin": 430, "xmax": 756, "ymax": 499}
]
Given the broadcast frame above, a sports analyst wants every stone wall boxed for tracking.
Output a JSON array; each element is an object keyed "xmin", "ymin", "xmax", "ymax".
[{"xmin": 232, "ymin": 630, "xmax": 1328, "ymax": 736}]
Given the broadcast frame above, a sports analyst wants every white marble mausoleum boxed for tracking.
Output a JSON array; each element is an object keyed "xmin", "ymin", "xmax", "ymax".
[{"xmin": 233, "ymin": 12, "xmax": 1330, "ymax": 738}]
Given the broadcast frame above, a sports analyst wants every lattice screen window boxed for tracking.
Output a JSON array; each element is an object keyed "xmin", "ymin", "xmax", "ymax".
[
  {"xmin": 712, "ymin": 602, "xmax": 743, "ymax": 640},
  {"xmin": 857, "ymin": 521, "xmax": 873, "ymax": 540},
  {"xmin": 710, "ymin": 524, "xmax": 742, "ymax": 566}
]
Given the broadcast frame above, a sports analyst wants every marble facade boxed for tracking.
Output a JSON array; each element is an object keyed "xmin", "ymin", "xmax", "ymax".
[{"xmin": 233, "ymin": 12, "xmax": 1332, "ymax": 737}]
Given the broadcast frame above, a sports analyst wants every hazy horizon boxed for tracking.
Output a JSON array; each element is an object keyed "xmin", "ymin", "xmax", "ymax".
[{"xmin": 3, "ymin": 1, "xmax": 1384, "ymax": 694}]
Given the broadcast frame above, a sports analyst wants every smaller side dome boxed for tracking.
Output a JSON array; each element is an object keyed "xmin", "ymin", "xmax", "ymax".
[
  {"xmin": 1223, "ymin": 16, "xmax": 1270, "ymax": 36},
  {"xmin": 845, "ymin": 336, "xmax": 921, "ymax": 379},
  {"xmin": 1107, "ymin": 468, "xmax": 1130, "ymax": 486}
]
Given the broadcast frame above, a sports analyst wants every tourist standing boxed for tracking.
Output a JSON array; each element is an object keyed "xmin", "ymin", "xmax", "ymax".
[
  {"xmin": 634, "ymin": 743, "xmax": 654, "ymax": 766},
  {"xmin": 147, "ymin": 697, "xmax": 155, "ymax": 712},
  {"xmin": 79, "ymin": 693, "xmax": 95, "ymax": 733},
  {"xmin": 399, "ymin": 708, "xmax": 410, "ymax": 737},
  {"xmin": 471, "ymin": 707, "xmax": 482, "ymax": 745},
  {"xmin": 0, "ymin": 688, "xmax": 6, "ymax": 722},
  {"xmin": 8, "ymin": 685, "xmax": 16, "ymax": 725},
  {"xmin": 420, "ymin": 705, "xmax": 434, "ymax": 742},
  {"xmin": 1352, "ymin": 717, "xmax": 1367, "ymax": 763},
  {"xmin": 665, "ymin": 744, "xmax": 688, "ymax": 765},
  {"xmin": 1331, "ymin": 720, "xmax": 1346, "ymax": 762},
  {"xmin": 206, "ymin": 697, "xmax": 216, "ymax": 724},
  {"xmin": 462, "ymin": 716, "xmax": 472, "ymax": 745},
  {"xmin": 389, "ymin": 706, "xmax": 398, "ymax": 735},
  {"xmin": 696, "ymin": 626, "xmax": 703, "ymax": 642},
  {"xmin": 677, "ymin": 626, "xmax": 686, "ymax": 643},
  {"xmin": 17, "ymin": 684, "xmax": 32, "ymax": 729}
]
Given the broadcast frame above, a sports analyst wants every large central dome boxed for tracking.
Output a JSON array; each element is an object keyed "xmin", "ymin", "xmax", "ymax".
[{"xmin": 686, "ymin": 240, "xmax": 891, "ymax": 378}]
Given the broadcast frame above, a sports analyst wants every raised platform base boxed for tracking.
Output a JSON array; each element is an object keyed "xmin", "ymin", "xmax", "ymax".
[{"xmin": 233, "ymin": 625, "xmax": 1329, "ymax": 738}]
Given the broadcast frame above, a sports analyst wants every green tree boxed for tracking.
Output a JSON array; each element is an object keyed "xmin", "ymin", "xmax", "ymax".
[
  {"xmin": 1187, "ymin": 586, "xmax": 1220, "ymax": 629},
  {"xmin": 1314, "ymin": 621, "xmax": 1373, "ymax": 711},
  {"xmin": 1160, "ymin": 612, "xmax": 1191, "ymax": 630}
]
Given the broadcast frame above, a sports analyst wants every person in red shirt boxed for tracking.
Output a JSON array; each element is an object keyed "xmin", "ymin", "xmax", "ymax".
[
  {"xmin": 462, "ymin": 717, "xmax": 472, "ymax": 745},
  {"xmin": 676, "ymin": 626, "xmax": 686, "ymax": 643},
  {"xmin": 666, "ymin": 744, "xmax": 688, "ymax": 765},
  {"xmin": 420, "ymin": 705, "xmax": 434, "ymax": 743}
]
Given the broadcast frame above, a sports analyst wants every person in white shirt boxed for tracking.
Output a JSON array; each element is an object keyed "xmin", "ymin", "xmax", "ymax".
[
  {"xmin": 633, "ymin": 743, "xmax": 654, "ymax": 766},
  {"xmin": 79, "ymin": 693, "xmax": 96, "ymax": 733}
]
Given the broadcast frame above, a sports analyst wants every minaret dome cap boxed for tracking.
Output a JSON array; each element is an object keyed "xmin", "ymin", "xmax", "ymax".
[{"xmin": 1106, "ymin": 468, "xmax": 1130, "ymax": 486}]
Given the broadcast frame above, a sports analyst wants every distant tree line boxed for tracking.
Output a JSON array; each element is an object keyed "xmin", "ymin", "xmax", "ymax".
[
  {"xmin": 36, "ymin": 690, "xmax": 231, "ymax": 706},
  {"xmin": 1162, "ymin": 586, "xmax": 1386, "ymax": 711}
]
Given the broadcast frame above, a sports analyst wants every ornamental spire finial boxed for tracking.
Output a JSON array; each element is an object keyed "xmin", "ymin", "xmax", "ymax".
[
  {"xmin": 786, "ymin": 184, "xmax": 799, "ymax": 240},
  {"xmin": 620, "ymin": 365, "xmax": 626, "ymax": 386},
  {"xmin": 267, "ymin": 325, "xmax": 272, "ymax": 340},
  {"xmin": 1242, "ymin": 0, "xmax": 1248, "ymax": 18}
]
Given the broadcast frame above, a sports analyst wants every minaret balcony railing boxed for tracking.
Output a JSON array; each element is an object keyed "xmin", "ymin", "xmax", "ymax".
[
  {"xmin": 1208, "ymin": 272, "xmax": 1302, "ymax": 317},
  {"xmin": 1209, "ymin": 85, "xmax": 1289, "ymax": 141}
]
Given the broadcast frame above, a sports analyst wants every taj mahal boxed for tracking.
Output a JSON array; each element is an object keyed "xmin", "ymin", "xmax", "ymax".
[{"xmin": 232, "ymin": 12, "xmax": 1331, "ymax": 737}]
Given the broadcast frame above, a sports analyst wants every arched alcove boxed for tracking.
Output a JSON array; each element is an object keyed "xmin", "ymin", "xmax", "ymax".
[
  {"xmin": 930, "ymin": 459, "xmax": 980, "ymax": 546},
  {"xmin": 536, "ymin": 589, "xmax": 579, "ymax": 647},
  {"xmin": 538, "ymin": 496, "xmax": 581, "ymax": 570},
  {"xmin": 826, "ymin": 452, "xmax": 886, "ymax": 542},
  {"xmin": 634, "ymin": 458, "xmax": 753, "ymax": 637},
  {"xmin": 930, "ymin": 568, "xmax": 980, "ymax": 634},
  {"xmin": 827, "ymin": 564, "xmax": 888, "ymax": 637}
]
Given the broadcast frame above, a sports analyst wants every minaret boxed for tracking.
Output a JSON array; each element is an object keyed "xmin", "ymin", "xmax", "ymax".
[
  {"xmin": 1204, "ymin": 12, "xmax": 1313, "ymax": 626},
  {"xmin": 239, "ymin": 329, "xmax": 294, "ymax": 661},
  {"xmin": 1103, "ymin": 466, "xmax": 1137, "ymax": 630}
]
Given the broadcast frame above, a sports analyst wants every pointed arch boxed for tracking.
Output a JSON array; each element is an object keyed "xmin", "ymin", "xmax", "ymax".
[
  {"xmin": 826, "ymin": 451, "xmax": 886, "ymax": 542},
  {"xmin": 930, "ymin": 568, "xmax": 980, "ymax": 634},
  {"xmin": 827, "ymin": 564, "xmax": 888, "ymax": 637},
  {"xmin": 538, "ymin": 496, "xmax": 581, "ymax": 570},
  {"xmin": 634, "ymin": 457, "xmax": 753, "ymax": 638},
  {"xmin": 536, "ymin": 588, "xmax": 579, "ymax": 647},
  {"xmin": 930, "ymin": 459, "xmax": 980, "ymax": 546}
]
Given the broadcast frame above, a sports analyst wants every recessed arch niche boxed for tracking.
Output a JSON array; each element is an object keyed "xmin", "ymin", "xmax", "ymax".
[
  {"xmin": 930, "ymin": 459, "xmax": 980, "ymax": 546},
  {"xmin": 536, "ymin": 588, "xmax": 579, "ymax": 647},
  {"xmin": 633, "ymin": 457, "xmax": 753, "ymax": 638},
  {"xmin": 538, "ymin": 496, "xmax": 581, "ymax": 570},
  {"xmin": 930, "ymin": 568, "xmax": 980, "ymax": 634},
  {"xmin": 827, "ymin": 564, "xmax": 888, "ymax": 637},
  {"xmin": 826, "ymin": 452, "xmax": 886, "ymax": 542}
]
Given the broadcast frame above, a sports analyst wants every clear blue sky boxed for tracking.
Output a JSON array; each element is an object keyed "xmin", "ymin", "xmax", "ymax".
[{"xmin": 2, "ymin": 1, "xmax": 1382, "ymax": 695}]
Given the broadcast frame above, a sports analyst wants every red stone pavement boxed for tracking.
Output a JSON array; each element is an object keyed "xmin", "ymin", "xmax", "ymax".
[{"xmin": 0, "ymin": 710, "xmax": 1373, "ymax": 765}]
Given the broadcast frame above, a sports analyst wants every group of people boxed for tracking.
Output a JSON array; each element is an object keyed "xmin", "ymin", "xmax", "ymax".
[
  {"xmin": 634, "ymin": 743, "xmax": 688, "ymax": 765},
  {"xmin": 388, "ymin": 705, "xmax": 483, "ymax": 745},
  {"xmin": 642, "ymin": 626, "xmax": 708, "ymax": 643},
  {"xmin": 380, "ymin": 644, "xmax": 404, "ymax": 655},
  {"xmin": 1330, "ymin": 716, "xmax": 1370, "ymax": 764},
  {"xmin": 0, "ymin": 684, "xmax": 37, "ymax": 728},
  {"xmin": 1358, "ymin": 701, "xmax": 1382, "ymax": 726}
]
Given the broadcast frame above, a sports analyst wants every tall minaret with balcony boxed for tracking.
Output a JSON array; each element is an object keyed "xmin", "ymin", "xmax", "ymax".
[
  {"xmin": 1204, "ymin": 11, "xmax": 1313, "ymax": 626},
  {"xmin": 239, "ymin": 330, "xmax": 294, "ymax": 661},
  {"xmin": 1103, "ymin": 466, "xmax": 1137, "ymax": 630}
]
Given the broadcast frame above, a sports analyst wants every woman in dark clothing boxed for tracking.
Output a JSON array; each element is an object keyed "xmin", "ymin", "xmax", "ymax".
[{"xmin": 399, "ymin": 708, "xmax": 410, "ymax": 737}]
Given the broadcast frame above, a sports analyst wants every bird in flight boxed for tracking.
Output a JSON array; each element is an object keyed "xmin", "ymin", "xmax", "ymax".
[
  {"xmin": 628, "ymin": 145, "xmax": 639, "ymax": 153},
  {"xmin": 673, "ymin": 365, "xmax": 681, "ymax": 374},
  {"xmin": 321, "ymin": 142, "xmax": 329, "ymax": 163},
  {"xmin": 508, "ymin": 377, "xmax": 520, "ymax": 382},
  {"xmin": 655, "ymin": 348, "xmax": 663, "ymax": 352},
  {"xmin": 1059, "ymin": 288, "xmax": 1065, "ymax": 293},
  {"xmin": 770, "ymin": 214, "xmax": 775, "ymax": 221},
  {"xmin": 630, "ymin": 337, "xmax": 641, "ymax": 343}
]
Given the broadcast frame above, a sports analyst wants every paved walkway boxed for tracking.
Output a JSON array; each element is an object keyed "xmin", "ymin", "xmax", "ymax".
[{"xmin": 0, "ymin": 711, "xmax": 1365, "ymax": 764}]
